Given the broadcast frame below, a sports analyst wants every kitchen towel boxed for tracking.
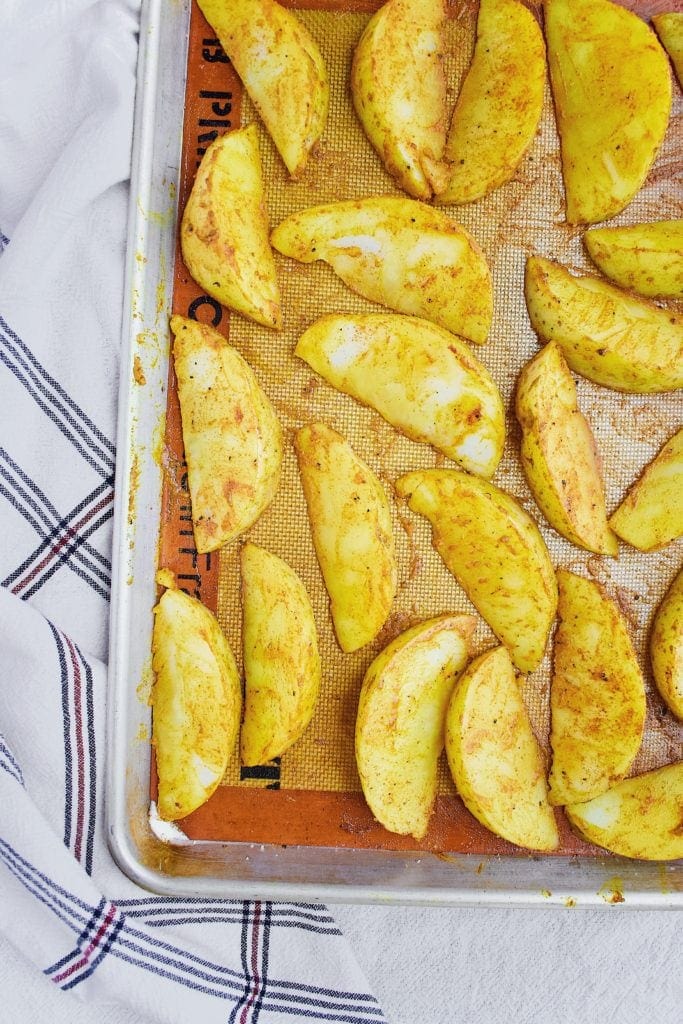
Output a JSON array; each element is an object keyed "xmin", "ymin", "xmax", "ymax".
[{"xmin": 0, "ymin": 1, "xmax": 385, "ymax": 1020}]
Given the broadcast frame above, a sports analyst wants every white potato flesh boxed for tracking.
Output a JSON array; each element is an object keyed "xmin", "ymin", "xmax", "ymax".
[
  {"xmin": 440, "ymin": 0, "xmax": 546, "ymax": 204},
  {"xmin": 395, "ymin": 469, "xmax": 557, "ymax": 673},
  {"xmin": 180, "ymin": 125, "xmax": 281, "ymax": 329},
  {"xmin": 515, "ymin": 341, "xmax": 617, "ymax": 555},
  {"xmin": 545, "ymin": 0, "xmax": 671, "ymax": 224},
  {"xmin": 240, "ymin": 543, "xmax": 321, "ymax": 765},
  {"xmin": 351, "ymin": 0, "xmax": 449, "ymax": 199},
  {"xmin": 445, "ymin": 646, "xmax": 559, "ymax": 851},
  {"xmin": 524, "ymin": 256, "xmax": 683, "ymax": 393},
  {"xmin": 651, "ymin": 569, "xmax": 683, "ymax": 721},
  {"xmin": 356, "ymin": 614, "xmax": 475, "ymax": 839},
  {"xmin": 152, "ymin": 573, "xmax": 241, "ymax": 821},
  {"xmin": 610, "ymin": 428, "xmax": 683, "ymax": 552},
  {"xmin": 170, "ymin": 316, "xmax": 282, "ymax": 554},
  {"xmin": 548, "ymin": 570, "xmax": 646, "ymax": 806},
  {"xmin": 271, "ymin": 196, "xmax": 493, "ymax": 345},
  {"xmin": 584, "ymin": 221, "xmax": 683, "ymax": 300},
  {"xmin": 196, "ymin": 0, "xmax": 328, "ymax": 177},
  {"xmin": 296, "ymin": 313, "xmax": 504, "ymax": 477},
  {"xmin": 295, "ymin": 422, "xmax": 397, "ymax": 653},
  {"xmin": 566, "ymin": 763, "xmax": 683, "ymax": 861},
  {"xmin": 653, "ymin": 13, "xmax": 683, "ymax": 86}
]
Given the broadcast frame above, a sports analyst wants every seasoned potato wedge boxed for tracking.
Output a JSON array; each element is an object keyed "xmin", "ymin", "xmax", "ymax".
[
  {"xmin": 445, "ymin": 647, "xmax": 559, "ymax": 851},
  {"xmin": 196, "ymin": 0, "xmax": 328, "ymax": 178},
  {"xmin": 351, "ymin": 0, "xmax": 449, "ymax": 200},
  {"xmin": 152, "ymin": 570, "xmax": 241, "ymax": 821},
  {"xmin": 609, "ymin": 428, "xmax": 683, "ymax": 552},
  {"xmin": 355, "ymin": 614, "xmax": 475, "ymax": 839},
  {"xmin": 584, "ymin": 221, "xmax": 683, "ymax": 300},
  {"xmin": 271, "ymin": 197, "xmax": 493, "ymax": 345},
  {"xmin": 294, "ymin": 423, "xmax": 397, "ymax": 653},
  {"xmin": 515, "ymin": 342, "xmax": 617, "ymax": 555},
  {"xmin": 440, "ymin": 0, "xmax": 546, "ymax": 205},
  {"xmin": 180, "ymin": 125, "xmax": 281, "ymax": 329},
  {"xmin": 170, "ymin": 316, "xmax": 282, "ymax": 554},
  {"xmin": 545, "ymin": 0, "xmax": 671, "ymax": 224},
  {"xmin": 565, "ymin": 763, "xmax": 683, "ymax": 861},
  {"xmin": 653, "ymin": 12, "xmax": 683, "ymax": 87},
  {"xmin": 295, "ymin": 313, "xmax": 504, "ymax": 477},
  {"xmin": 395, "ymin": 470, "xmax": 557, "ymax": 673},
  {"xmin": 548, "ymin": 570, "xmax": 646, "ymax": 806},
  {"xmin": 240, "ymin": 544, "xmax": 321, "ymax": 766},
  {"xmin": 651, "ymin": 569, "xmax": 683, "ymax": 721},
  {"xmin": 525, "ymin": 256, "xmax": 683, "ymax": 393}
]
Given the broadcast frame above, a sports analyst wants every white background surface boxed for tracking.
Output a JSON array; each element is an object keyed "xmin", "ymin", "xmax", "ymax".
[{"xmin": 2, "ymin": 903, "xmax": 681, "ymax": 1023}]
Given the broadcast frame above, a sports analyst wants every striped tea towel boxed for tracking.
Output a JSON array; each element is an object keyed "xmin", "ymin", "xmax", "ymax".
[{"xmin": 0, "ymin": 1, "xmax": 385, "ymax": 1020}]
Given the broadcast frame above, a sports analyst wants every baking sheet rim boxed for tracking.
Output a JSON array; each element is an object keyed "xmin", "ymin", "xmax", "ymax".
[{"xmin": 104, "ymin": 0, "xmax": 683, "ymax": 906}]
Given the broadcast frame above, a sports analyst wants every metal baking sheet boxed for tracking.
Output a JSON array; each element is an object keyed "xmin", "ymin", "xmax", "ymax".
[{"xmin": 106, "ymin": 0, "xmax": 683, "ymax": 905}]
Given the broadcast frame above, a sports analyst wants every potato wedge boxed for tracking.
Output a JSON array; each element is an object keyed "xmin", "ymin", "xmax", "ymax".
[
  {"xmin": 196, "ymin": 0, "xmax": 328, "ymax": 178},
  {"xmin": 515, "ymin": 342, "xmax": 617, "ymax": 555},
  {"xmin": 294, "ymin": 422, "xmax": 397, "ymax": 653},
  {"xmin": 524, "ymin": 256, "xmax": 683, "ymax": 393},
  {"xmin": 445, "ymin": 647, "xmax": 559, "ymax": 851},
  {"xmin": 240, "ymin": 543, "xmax": 321, "ymax": 766},
  {"xmin": 609, "ymin": 428, "xmax": 683, "ymax": 552},
  {"xmin": 545, "ymin": 0, "xmax": 671, "ymax": 224},
  {"xmin": 152, "ymin": 570, "xmax": 241, "ymax": 821},
  {"xmin": 548, "ymin": 570, "xmax": 646, "ymax": 807},
  {"xmin": 565, "ymin": 763, "xmax": 683, "ymax": 861},
  {"xmin": 271, "ymin": 197, "xmax": 493, "ymax": 345},
  {"xmin": 351, "ymin": 0, "xmax": 449, "ymax": 200},
  {"xmin": 439, "ymin": 0, "xmax": 546, "ymax": 205},
  {"xmin": 395, "ymin": 470, "xmax": 557, "ymax": 673},
  {"xmin": 170, "ymin": 316, "xmax": 282, "ymax": 554},
  {"xmin": 584, "ymin": 221, "xmax": 683, "ymax": 300},
  {"xmin": 651, "ymin": 569, "xmax": 683, "ymax": 721},
  {"xmin": 180, "ymin": 125, "xmax": 281, "ymax": 329},
  {"xmin": 653, "ymin": 13, "xmax": 683, "ymax": 87},
  {"xmin": 295, "ymin": 313, "xmax": 504, "ymax": 478},
  {"xmin": 355, "ymin": 614, "xmax": 475, "ymax": 839}
]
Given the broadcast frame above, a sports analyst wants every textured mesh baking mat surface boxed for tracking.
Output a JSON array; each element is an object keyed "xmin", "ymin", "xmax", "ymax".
[{"xmin": 161, "ymin": 0, "xmax": 682, "ymax": 854}]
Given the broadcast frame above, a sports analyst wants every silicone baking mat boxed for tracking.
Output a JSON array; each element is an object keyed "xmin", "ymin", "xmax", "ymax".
[{"xmin": 159, "ymin": 0, "xmax": 683, "ymax": 855}]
